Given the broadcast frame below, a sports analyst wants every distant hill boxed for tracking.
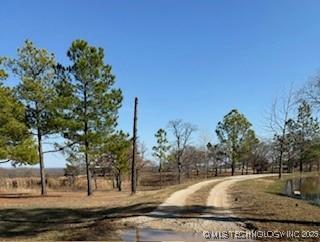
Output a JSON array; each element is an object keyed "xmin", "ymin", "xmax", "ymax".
[{"xmin": 0, "ymin": 168, "xmax": 64, "ymax": 178}]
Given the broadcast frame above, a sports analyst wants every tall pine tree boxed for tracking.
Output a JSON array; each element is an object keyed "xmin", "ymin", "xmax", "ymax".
[
  {"xmin": 65, "ymin": 40, "xmax": 123, "ymax": 196},
  {"xmin": 5, "ymin": 40, "xmax": 64, "ymax": 195},
  {"xmin": 289, "ymin": 101, "xmax": 319, "ymax": 173},
  {"xmin": 216, "ymin": 109, "xmax": 252, "ymax": 176}
]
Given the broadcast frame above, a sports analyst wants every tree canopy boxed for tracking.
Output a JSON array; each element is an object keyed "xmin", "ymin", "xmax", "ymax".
[
  {"xmin": 63, "ymin": 40, "xmax": 123, "ymax": 195},
  {"xmin": 0, "ymin": 63, "xmax": 37, "ymax": 166},
  {"xmin": 216, "ymin": 109, "xmax": 254, "ymax": 176}
]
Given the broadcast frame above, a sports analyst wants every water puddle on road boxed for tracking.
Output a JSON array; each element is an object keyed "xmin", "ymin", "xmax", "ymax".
[{"xmin": 121, "ymin": 227, "xmax": 207, "ymax": 242}]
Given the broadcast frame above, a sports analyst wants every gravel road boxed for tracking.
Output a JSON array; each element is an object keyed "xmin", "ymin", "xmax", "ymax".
[{"xmin": 120, "ymin": 174, "xmax": 276, "ymax": 238}]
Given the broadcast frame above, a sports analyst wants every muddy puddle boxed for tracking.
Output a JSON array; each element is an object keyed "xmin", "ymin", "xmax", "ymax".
[{"xmin": 121, "ymin": 227, "xmax": 207, "ymax": 242}]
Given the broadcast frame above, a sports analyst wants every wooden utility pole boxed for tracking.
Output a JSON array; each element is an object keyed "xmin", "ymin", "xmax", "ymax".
[{"xmin": 131, "ymin": 97, "xmax": 138, "ymax": 194}]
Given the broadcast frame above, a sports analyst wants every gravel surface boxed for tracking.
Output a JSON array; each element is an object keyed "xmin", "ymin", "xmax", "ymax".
[{"xmin": 120, "ymin": 174, "xmax": 277, "ymax": 234}]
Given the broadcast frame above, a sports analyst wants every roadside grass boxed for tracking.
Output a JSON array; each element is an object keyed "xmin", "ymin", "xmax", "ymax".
[
  {"xmin": 229, "ymin": 172, "xmax": 320, "ymax": 241},
  {"xmin": 186, "ymin": 181, "xmax": 217, "ymax": 206},
  {"xmin": 0, "ymin": 181, "xmax": 195, "ymax": 241}
]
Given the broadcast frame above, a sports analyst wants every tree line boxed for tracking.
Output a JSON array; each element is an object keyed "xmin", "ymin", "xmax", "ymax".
[{"xmin": 153, "ymin": 88, "xmax": 320, "ymax": 182}]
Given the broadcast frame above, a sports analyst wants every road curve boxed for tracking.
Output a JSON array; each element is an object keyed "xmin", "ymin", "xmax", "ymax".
[
  {"xmin": 206, "ymin": 174, "xmax": 277, "ymax": 209},
  {"xmin": 121, "ymin": 174, "xmax": 277, "ymax": 235}
]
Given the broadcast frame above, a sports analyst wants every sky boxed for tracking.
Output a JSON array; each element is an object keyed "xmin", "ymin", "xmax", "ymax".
[{"xmin": 1, "ymin": 0, "xmax": 320, "ymax": 168}]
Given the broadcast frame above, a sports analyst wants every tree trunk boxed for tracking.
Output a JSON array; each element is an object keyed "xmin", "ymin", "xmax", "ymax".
[
  {"xmin": 178, "ymin": 162, "xmax": 182, "ymax": 184},
  {"xmin": 136, "ymin": 168, "xmax": 139, "ymax": 188},
  {"xmin": 37, "ymin": 129, "xmax": 47, "ymax": 196},
  {"xmin": 231, "ymin": 160, "xmax": 235, "ymax": 176},
  {"xmin": 85, "ymin": 150, "xmax": 93, "ymax": 196},
  {"xmin": 159, "ymin": 161, "xmax": 163, "ymax": 189},
  {"xmin": 278, "ymin": 142, "xmax": 284, "ymax": 179},
  {"xmin": 118, "ymin": 173, "xmax": 122, "ymax": 191},
  {"xmin": 116, "ymin": 175, "xmax": 119, "ymax": 189},
  {"xmin": 241, "ymin": 161, "xmax": 244, "ymax": 175},
  {"xmin": 84, "ymin": 84, "xmax": 92, "ymax": 196},
  {"xmin": 245, "ymin": 161, "xmax": 249, "ymax": 175},
  {"xmin": 279, "ymin": 152, "xmax": 283, "ymax": 179},
  {"xmin": 94, "ymin": 175, "xmax": 98, "ymax": 190},
  {"xmin": 84, "ymin": 129, "xmax": 92, "ymax": 195},
  {"xmin": 231, "ymin": 150, "xmax": 236, "ymax": 176}
]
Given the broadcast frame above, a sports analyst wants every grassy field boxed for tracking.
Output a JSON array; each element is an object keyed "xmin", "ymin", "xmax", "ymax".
[
  {"xmin": 0, "ymin": 180, "xmax": 199, "ymax": 241},
  {"xmin": 229, "ymin": 172, "xmax": 320, "ymax": 241}
]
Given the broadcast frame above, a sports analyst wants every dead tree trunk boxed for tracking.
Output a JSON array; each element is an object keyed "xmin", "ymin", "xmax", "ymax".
[{"xmin": 131, "ymin": 97, "xmax": 138, "ymax": 194}]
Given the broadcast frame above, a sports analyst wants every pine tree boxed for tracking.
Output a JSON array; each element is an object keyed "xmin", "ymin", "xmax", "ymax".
[
  {"xmin": 4, "ymin": 41, "xmax": 63, "ymax": 195},
  {"xmin": 0, "ymin": 61, "xmax": 37, "ymax": 166},
  {"xmin": 105, "ymin": 131, "xmax": 131, "ymax": 191},
  {"xmin": 65, "ymin": 40, "xmax": 123, "ymax": 196},
  {"xmin": 216, "ymin": 109, "xmax": 253, "ymax": 176},
  {"xmin": 152, "ymin": 128, "xmax": 170, "ymax": 187},
  {"xmin": 289, "ymin": 101, "xmax": 319, "ymax": 173}
]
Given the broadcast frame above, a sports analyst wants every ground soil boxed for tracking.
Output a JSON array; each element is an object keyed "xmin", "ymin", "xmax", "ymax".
[
  {"xmin": 229, "ymin": 174, "xmax": 320, "ymax": 241},
  {"xmin": 1, "ymin": 173, "xmax": 318, "ymax": 241}
]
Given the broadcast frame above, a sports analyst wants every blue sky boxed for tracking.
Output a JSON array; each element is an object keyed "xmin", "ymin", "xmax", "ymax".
[{"xmin": 1, "ymin": 0, "xmax": 320, "ymax": 167}]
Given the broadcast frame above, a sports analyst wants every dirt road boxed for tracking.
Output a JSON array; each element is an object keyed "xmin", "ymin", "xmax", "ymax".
[
  {"xmin": 120, "ymin": 174, "xmax": 276, "ymax": 239},
  {"xmin": 207, "ymin": 174, "xmax": 277, "ymax": 210}
]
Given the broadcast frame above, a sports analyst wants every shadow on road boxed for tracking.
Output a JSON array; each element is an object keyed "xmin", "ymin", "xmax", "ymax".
[{"xmin": 1, "ymin": 203, "xmax": 320, "ymax": 240}]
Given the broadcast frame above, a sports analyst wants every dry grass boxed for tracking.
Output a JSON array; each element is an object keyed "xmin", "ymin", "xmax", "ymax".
[
  {"xmin": 0, "ymin": 179, "xmax": 195, "ymax": 241},
  {"xmin": 229, "ymin": 173, "xmax": 320, "ymax": 241},
  {"xmin": 0, "ymin": 191, "xmax": 129, "ymax": 209},
  {"xmin": 0, "ymin": 176, "xmax": 114, "ymax": 192},
  {"xmin": 185, "ymin": 180, "xmax": 220, "ymax": 207}
]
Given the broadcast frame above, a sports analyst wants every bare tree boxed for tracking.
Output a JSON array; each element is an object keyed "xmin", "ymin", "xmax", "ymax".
[
  {"xmin": 268, "ymin": 86, "xmax": 295, "ymax": 178},
  {"xmin": 250, "ymin": 141, "xmax": 272, "ymax": 174},
  {"xmin": 206, "ymin": 143, "xmax": 226, "ymax": 177},
  {"xmin": 181, "ymin": 145, "xmax": 205, "ymax": 177},
  {"xmin": 168, "ymin": 119, "xmax": 197, "ymax": 184},
  {"xmin": 300, "ymin": 74, "xmax": 320, "ymax": 108}
]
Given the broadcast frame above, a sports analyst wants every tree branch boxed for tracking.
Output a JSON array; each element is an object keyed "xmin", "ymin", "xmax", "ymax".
[
  {"xmin": 0, "ymin": 160, "xmax": 10, "ymax": 164},
  {"xmin": 42, "ymin": 142, "xmax": 77, "ymax": 154}
]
